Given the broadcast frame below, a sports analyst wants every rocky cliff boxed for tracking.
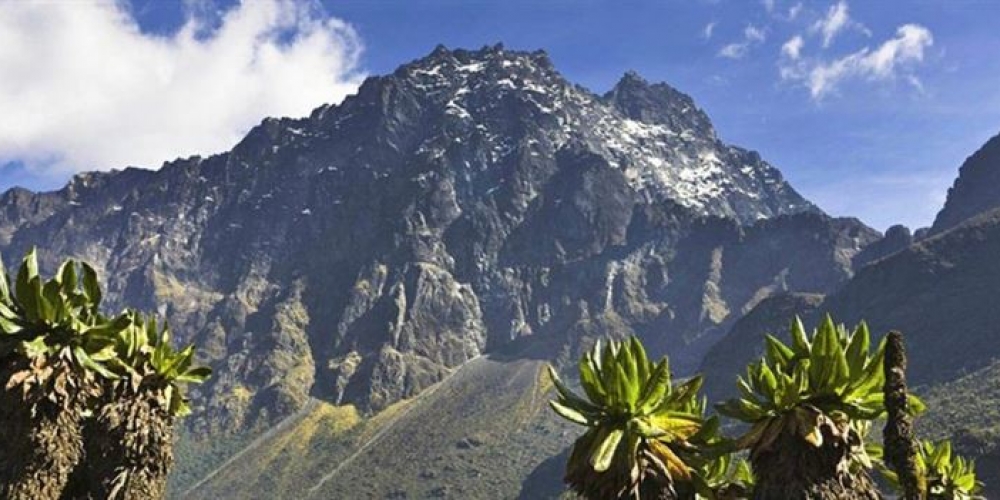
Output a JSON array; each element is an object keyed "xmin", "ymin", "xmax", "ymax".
[
  {"xmin": 0, "ymin": 45, "xmax": 874, "ymax": 446},
  {"xmin": 931, "ymin": 132, "xmax": 1000, "ymax": 234}
]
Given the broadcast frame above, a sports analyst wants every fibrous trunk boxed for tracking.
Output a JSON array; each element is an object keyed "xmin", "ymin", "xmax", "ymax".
[
  {"xmin": 0, "ymin": 357, "xmax": 87, "ymax": 500},
  {"xmin": 883, "ymin": 331, "xmax": 924, "ymax": 500},
  {"xmin": 81, "ymin": 384, "xmax": 174, "ymax": 499},
  {"xmin": 751, "ymin": 419, "xmax": 881, "ymax": 500},
  {"xmin": 565, "ymin": 435, "xmax": 684, "ymax": 500}
]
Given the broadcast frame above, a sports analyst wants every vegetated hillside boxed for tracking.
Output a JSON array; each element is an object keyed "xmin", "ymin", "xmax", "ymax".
[
  {"xmin": 704, "ymin": 206, "xmax": 1000, "ymax": 396},
  {"xmin": 704, "ymin": 127, "xmax": 1000, "ymax": 399},
  {"xmin": 919, "ymin": 360, "xmax": 1000, "ymax": 496},
  {"xmin": 824, "ymin": 208, "xmax": 1000, "ymax": 384},
  {"xmin": 0, "ymin": 44, "xmax": 880, "ymax": 493},
  {"xmin": 181, "ymin": 355, "xmax": 576, "ymax": 499},
  {"xmin": 701, "ymin": 208, "xmax": 1000, "ymax": 495},
  {"xmin": 931, "ymin": 131, "xmax": 1000, "ymax": 234}
]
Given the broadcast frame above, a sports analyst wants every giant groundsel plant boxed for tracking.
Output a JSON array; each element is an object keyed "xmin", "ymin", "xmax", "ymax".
[
  {"xmin": 0, "ymin": 248, "xmax": 210, "ymax": 499},
  {"xmin": 548, "ymin": 337, "xmax": 726, "ymax": 500},
  {"xmin": 717, "ymin": 315, "xmax": 924, "ymax": 499}
]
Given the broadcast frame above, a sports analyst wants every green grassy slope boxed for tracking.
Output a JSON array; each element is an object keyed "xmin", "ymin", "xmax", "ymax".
[
  {"xmin": 919, "ymin": 361, "xmax": 1000, "ymax": 495},
  {"xmin": 182, "ymin": 355, "xmax": 577, "ymax": 499}
]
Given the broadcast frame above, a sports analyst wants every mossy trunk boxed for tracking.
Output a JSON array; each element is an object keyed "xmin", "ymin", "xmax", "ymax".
[
  {"xmin": 0, "ymin": 357, "xmax": 87, "ymax": 500},
  {"xmin": 883, "ymin": 331, "xmax": 924, "ymax": 500},
  {"xmin": 751, "ymin": 419, "xmax": 881, "ymax": 500},
  {"xmin": 81, "ymin": 385, "xmax": 175, "ymax": 499}
]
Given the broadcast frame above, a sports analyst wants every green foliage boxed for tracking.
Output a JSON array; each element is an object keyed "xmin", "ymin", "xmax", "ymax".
[
  {"xmin": 716, "ymin": 315, "xmax": 924, "ymax": 455},
  {"xmin": 111, "ymin": 311, "xmax": 212, "ymax": 416},
  {"xmin": 0, "ymin": 248, "xmax": 210, "ymax": 417},
  {"xmin": 0, "ymin": 249, "xmax": 129, "ymax": 411},
  {"xmin": 697, "ymin": 452, "xmax": 754, "ymax": 498},
  {"xmin": 549, "ymin": 336, "xmax": 726, "ymax": 498},
  {"xmin": 879, "ymin": 439, "xmax": 985, "ymax": 500}
]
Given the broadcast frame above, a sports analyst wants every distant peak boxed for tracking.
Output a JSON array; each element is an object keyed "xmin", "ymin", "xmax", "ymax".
[
  {"xmin": 618, "ymin": 70, "xmax": 648, "ymax": 86},
  {"xmin": 930, "ymin": 131, "xmax": 1000, "ymax": 234},
  {"xmin": 430, "ymin": 44, "xmax": 450, "ymax": 57},
  {"xmin": 404, "ymin": 44, "xmax": 553, "ymax": 73},
  {"xmin": 605, "ymin": 72, "xmax": 716, "ymax": 138}
]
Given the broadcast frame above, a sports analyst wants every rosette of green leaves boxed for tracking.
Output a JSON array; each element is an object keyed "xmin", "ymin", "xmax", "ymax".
[
  {"xmin": 548, "ymin": 337, "xmax": 723, "ymax": 497},
  {"xmin": 0, "ymin": 249, "xmax": 131, "ymax": 385},
  {"xmin": 697, "ymin": 453, "xmax": 754, "ymax": 499},
  {"xmin": 879, "ymin": 440, "xmax": 984, "ymax": 500},
  {"xmin": 716, "ymin": 316, "xmax": 925, "ymax": 455},
  {"xmin": 110, "ymin": 310, "xmax": 211, "ymax": 417}
]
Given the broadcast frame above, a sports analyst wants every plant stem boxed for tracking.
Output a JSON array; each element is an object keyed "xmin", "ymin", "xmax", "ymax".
[{"xmin": 882, "ymin": 331, "xmax": 924, "ymax": 500}]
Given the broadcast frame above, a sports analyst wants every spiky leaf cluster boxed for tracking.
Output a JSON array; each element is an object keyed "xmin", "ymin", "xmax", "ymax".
[
  {"xmin": 548, "ymin": 337, "xmax": 724, "ymax": 499},
  {"xmin": 880, "ymin": 440, "xmax": 984, "ymax": 500},
  {"xmin": 110, "ymin": 311, "xmax": 211, "ymax": 417},
  {"xmin": 697, "ymin": 453, "xmax": 754, "ymax": 499},
  {"xmin": 0, "ymin": 248, "xmax": 209, "ymax": 417},
  {"xmin": 717, "ymin": 316, "xmax": 924, "ymax": 455},
  {"xmin": 0, "ymin": 249, "xmax": 127, "ymax": 410}
]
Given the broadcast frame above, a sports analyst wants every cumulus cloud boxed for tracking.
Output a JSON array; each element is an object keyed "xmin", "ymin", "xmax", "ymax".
[
  {"xmin": 0, "ymin": 0, "xmax": 364, "ymax": 178},
  {"xmin": 810, "ymin": 1, "xmax": 869, "ymax": 48},
  {"xmin": 718, "ymin": 24, "xmax": 767, "ymax": 59},
  {"xmin": 782, "ymin": 36, "xmax": 805, "ymax": 60},
  {"xmin": 781, "ymin": 24, "xmax": 934, "ymax": 99}
]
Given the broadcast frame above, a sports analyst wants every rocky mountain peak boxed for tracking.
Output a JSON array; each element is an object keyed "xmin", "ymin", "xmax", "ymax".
[
  {"xmin": 605, "ymin": 70, "xmax": 716, "ymax": 140},
  {"xmin": 0, "ymin": 45, "xmax": 835, "ymax": 437},
  {"xmin": 215, "ymin": 45, "xmax": 815, "ymax": 225},
  {"xmin": 309, "ymin": 45, "xmax": 814, "ymax": 223},
  {"xmin": 931, "ymin": 132, "xmax": 1000, "ymax": 234}
]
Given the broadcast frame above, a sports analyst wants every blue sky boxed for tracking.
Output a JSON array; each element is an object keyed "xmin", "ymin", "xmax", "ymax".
[{"xmin": 1, "ymin": 0, "xmax": 999, "ymax": 231}]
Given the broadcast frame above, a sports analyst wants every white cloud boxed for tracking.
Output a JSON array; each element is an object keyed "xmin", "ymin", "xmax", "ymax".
[
  {"xmin": 762, "ymin": 0, "xmax": 776, "ymax": 13},
  {"xmin": 0, "ymin": 0, "xmax": 364, "ymax": 178},
  {"xmin": 781, "ymin": 24, "xmax": 934, "ymax": 99},
  {"xmin": 703, "ymin": 21, "xmax": 717, "ymax": 40},
  {"xmin": 745, "ymin": 25, "xmax": 766, "ymax": 43},
  {"xmin": 810, "ymin": 1, "xmax": 869, "ymax": 48},
  {"xmin": 718, "ymin": 24, "xmax": 767, "ymax": 59},
  {"xmin": 718, "ymin": 44, "xmax": 747, "ymax": 59},
  {"xmin": 782, "ymin": 36, "xmax": 805, "ymax": 60}
]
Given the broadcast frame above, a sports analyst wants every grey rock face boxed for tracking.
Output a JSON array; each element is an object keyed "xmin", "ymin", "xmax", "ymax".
[
  {"xmin": 0, "ymin": 45, "xmax": 869, "ymax": 435},
  {"xmin": 705, "ymin": 206, "xmax": 1000, "ymax": 399},
  {"xmin": 853, "ymin": 224, "xmax": 912, "ymax": 268},
  {"xmin": 931, "ymin": 132, "xmax": 1000, "ymax": 234}
]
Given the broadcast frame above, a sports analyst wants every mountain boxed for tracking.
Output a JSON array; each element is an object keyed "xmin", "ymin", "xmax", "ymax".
[
  {"xmin": 704, "ymin": 130, "xmax": 1000, "ymax": 396},
  {"xmin": 0, "ymin": 45, "xmax": 878, "ymax": 496},
  {"xmin": 851, "ymin": 223, "xmax": 912, "ymax": 268},
  {"xmin": 703, "ymin": 206, "xmax": 1000, "ymax": 397},
  {"xmin": 931, "ymin": 132, "xmax": 1000, "ymax": 234},
  {"xmin": 701, "ymin": 132, "xmax": 1000, "ymax": 495}
]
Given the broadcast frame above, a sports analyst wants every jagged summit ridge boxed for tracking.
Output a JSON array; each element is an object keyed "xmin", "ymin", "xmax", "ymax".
[
  {"xmin": 0, "ymin": 44, "xmax": 852, "ymax": 445},
  {"xmin": 387, "ymin": 45, "xmax": 814, "ymax": 222},
  {"xmin": 230, "ymin": 44, "xmax": 815, "ymax": 224},
  {"xmin": 604, "ymin": 70, "xmax": 716, "ymax": 140}
]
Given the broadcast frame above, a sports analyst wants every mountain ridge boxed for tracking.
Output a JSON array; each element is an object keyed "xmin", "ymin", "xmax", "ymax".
[
  {"xmin": 931, "ymin": 132, "xmax": 1000, "ymax": 234},
  {"xmin": 0, "ymin": 45, "xmax": 880, "ymax": 496}
]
